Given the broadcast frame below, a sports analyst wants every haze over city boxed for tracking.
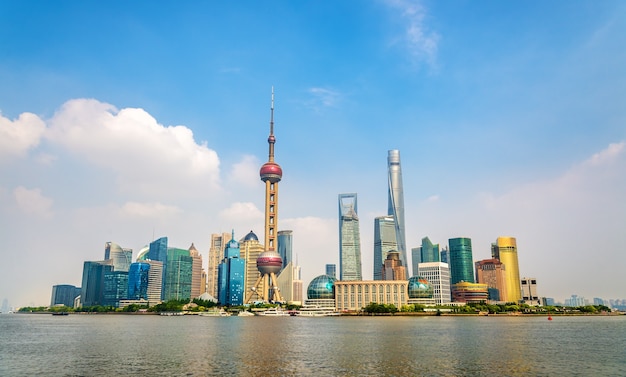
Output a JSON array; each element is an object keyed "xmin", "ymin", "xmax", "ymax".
[{"xmin": 1, "ymin": 1, "xmax": 625, "ymax": 308}]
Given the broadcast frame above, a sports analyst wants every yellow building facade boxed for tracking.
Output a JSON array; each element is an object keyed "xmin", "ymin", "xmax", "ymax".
[
  {"xmin": 334, "ymin": 280, "xmax": 408, "ymax": 311},
  {"xmin": 492, "ymin": 236, "xmax": 521, "ymax": 303}
]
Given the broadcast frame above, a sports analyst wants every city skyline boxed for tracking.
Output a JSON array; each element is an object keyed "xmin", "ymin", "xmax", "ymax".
[{"xmin": 1, "ymin": 1, "xmax": 625, "ymax": 307}]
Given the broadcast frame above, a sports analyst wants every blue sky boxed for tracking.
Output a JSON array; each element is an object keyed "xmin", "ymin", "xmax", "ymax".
[{"xmin": 1, "ymin": 1, "xmax": 625, "ymax": 307}]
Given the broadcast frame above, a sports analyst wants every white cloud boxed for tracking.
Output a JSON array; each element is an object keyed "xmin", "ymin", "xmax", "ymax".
[
  {"xmin": 230, "ymin": 154, "xmax": 262, "ymax": 187},
  {"xmin": 426, "ymin": 194, "xmax": 440, "ymax": 202},
  {"xmin": 0, "ymin": 112, "xmax": 46, "ymax": 161},
  {"xmin": 120, "ymin": 201, "xmax": 182, "ymax": 217},
  {"xmin": 385, "ymin": 0, "xmax": 440, "ymax": 67},
  {"xmin": 309, "ymin": 87, "xmax": 341, "ymax": 108},
  {"xmin": 46, "ymin": 99, "xmax": 221, "ymax": 198},
  {"xmin": 13, "ymin": 186, "xmax": 53, "ymax": 217},
  {"xmin": 219, "ymin": 201, "xmax": 264, "ymax": 224}
]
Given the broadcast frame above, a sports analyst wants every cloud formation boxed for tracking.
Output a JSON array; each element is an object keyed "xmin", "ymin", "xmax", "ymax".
[
  {"xmin": 46, "ymin": 99, "xmax": 221, "ymax": 198},
  {"xmin": 13, "ymin": 186, "xmax": 53, "ymax": 217},
  {"xmin": 385, "ymin": 0, "xmax": 440, "ymax": 67},
  {"xmin": 0, "ymin": 112, "xmax": 46, "ymax": 161},
  {"xmin": 230, "ymin": 155, "xmax": 262, "ymax": 187},
  {"xmin": 120, "ymin": 201, "xmax": 182, "ymax": 217}
]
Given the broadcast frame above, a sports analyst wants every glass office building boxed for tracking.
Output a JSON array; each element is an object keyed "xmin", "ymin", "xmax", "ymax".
[
  {"xmin": 277, "ymin": 230, "xmax": 293, "ymax": 272},
  {"xmin": 387, "ymin": 150, "xmax": 408, "ymax": 271},
  {"xmin": 51, "ymin": 284, "xmax": 81, "ymax": 307},
  {"xmin": 164, "ymin": 248, "xmax": 193, "ymax": 301},
  {"xmin": 338, "ymin": 193, "xmax": 362, "ymax": 281},
  {"xmin": 448, "ymin": 237, "xmax": 475, "ymax": 284},
  {"xmin": 128, "ymin": 262, "xmax": 151, "ymax": 300},
  {"xmin": 373, "ymin": 216, "xmax": 397, "ymax": 280},
  {"xmin": 217, "ymin": 233, "xmax": 246, "ymax": 306}
]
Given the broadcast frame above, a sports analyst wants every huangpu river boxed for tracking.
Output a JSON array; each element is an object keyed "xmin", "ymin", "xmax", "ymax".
[{"xmin": 1, "ymin": 313, "xmax": 625, "ymax": 376}]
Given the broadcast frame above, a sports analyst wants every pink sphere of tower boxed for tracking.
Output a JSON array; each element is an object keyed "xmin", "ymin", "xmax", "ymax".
[
  {"xmin": 256, "ymin": 251, "xmax": 283, "ymax": 275},
  {"xmin": 260, "ymin": 162, "xmax": 282, "ymax": 183}
]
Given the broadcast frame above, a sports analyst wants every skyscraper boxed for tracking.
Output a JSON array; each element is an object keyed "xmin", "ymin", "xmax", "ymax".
[
  {"xmin": 103, "ymin": 270, "xmax": 128, "ymax": 307},
  {"xmin": 420, "ymin": 237, "xmax": 440, "ymax": 264},
  {"xmin": 80, "ymin": 260, "xmax": 113, "ymax": 307},
  {"xmin": 127, "ymin": 262, "xmax": 150, "ymax": 300},
  {"xmin": 208, "ymin": 233, "xmax": 232, "ymax": 299},
  {"xmin": 448, "ymin": 237, "xmax": 475, "ymax": 284},
  {"xmin": 382, "ymin": 251, "xmax": 406, "ymax": 281},
  {"xmin": 339, "ymin": 193, "xmax": 362, "ymax": 281},
  {"xmin": 492, "ymin": 237, "xmax": 522, "ymax": 303},
  {"xmin": 387, "ymin": 150, "xmax": 408, "ymax": 273},
  {"xmin": 246, "ymin": 90, "xmax": 284, "ymax": 303},
  {"xmin": 277, "ymin": 230, "xmax": 293, "ymax": 271},
  {"xmin": 164, "ymin": 247, "xmax": 193, "ymax": 301},
  {"xmin": 145, "ymin": 260, "xmax": 163, "ymax": 304},
  {"xmin": 188, "ymin": 243, "xmax": 204, "ymax": 299},
  {"xmin": 373, "ymin": 215, "xmax": 397, "ymax": 280},
  {"xmin": 51, "ymin": 285, "xmax": 81, "ymax": 307},
  {"xmin": 140, "ymin": 236, "xmax": 168, "ymax": 300},
  {"xmin": 417, "ymin": 262, "xmax": 451, "ymax": 305},
  {"xmin": 217, "ymin": 231, "xmax": 246, "ymax": 306},
  {"xmin": 325, "ymin": 264, "xmax": 336, "ymax": 278},
  {"xmin": 104, "ymin": 242, "xmax": 133, "ymax": 272},
  {"xmin": 475, "ymin": 258, "xmax": 507, "ymax": 301},
  {"xmin": 241, "ymin": 231, "xmax": 264, "ymax": 301}
]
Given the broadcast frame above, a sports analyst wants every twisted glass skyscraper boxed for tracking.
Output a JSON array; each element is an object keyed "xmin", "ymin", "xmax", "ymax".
[
  {"xmin": 339, "ymin": 193, "xmax": 362, "ymax": 281},
  {"xmin": 387, "ymin": 150, "xmax": 408, "ymax": 272}
]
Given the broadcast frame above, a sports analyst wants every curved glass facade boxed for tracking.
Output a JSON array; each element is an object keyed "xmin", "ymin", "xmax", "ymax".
[
  {"xmin": 408, "ymin": 276, "xmax": 434, "ymax": 298},
  {"xmin": 448, "ymin": 237, "xmax": 474, "ymax": 284},
  {"xmin": 307, "ymin": 275, "xmax": 337, "ymax": 300}
]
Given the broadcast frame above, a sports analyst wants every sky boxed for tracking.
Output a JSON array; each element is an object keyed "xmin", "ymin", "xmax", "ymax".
[{"xmin": 1, "ymin": 0, "xmax": 625, "ymax": 308}]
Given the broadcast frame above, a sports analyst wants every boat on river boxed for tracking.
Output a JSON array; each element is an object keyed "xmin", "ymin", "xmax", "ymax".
[
  {"xmin": 255, "ymin": 308, "xmax": 290, "ymax": 317},
  {"xmin": 199, "ymin": 309, "xmax": 231, "ymax": 317},
  {"xmin": 296, "ymin": 305, "xmax": 340, "ymax": 317}
]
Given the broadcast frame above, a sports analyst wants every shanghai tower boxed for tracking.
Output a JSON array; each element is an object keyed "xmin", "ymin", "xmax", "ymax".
[{"xmin": 387, "ymin": 150, "xmax": 408, "ymax": 273}]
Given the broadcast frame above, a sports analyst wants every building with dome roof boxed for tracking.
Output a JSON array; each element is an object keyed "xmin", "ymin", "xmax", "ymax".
[
  {"xmin": 407, "ymin": 276, "xmax": 436, "ymax": 305},
  {"xmin": 240, "ymin": 230, "xmax": 264, "ymax": 300},
  {"xmin": 304, "ymin": 274, "xmax": 337, "ymax": 308}
]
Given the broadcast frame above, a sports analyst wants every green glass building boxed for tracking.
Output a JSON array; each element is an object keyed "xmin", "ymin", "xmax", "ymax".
[
  {"xmin": 164, "ymin": 248, "xmax": 193, "ymax": 301},
  {"xmin": 448, "ymin": 237, "xmax": 474, "ymax": 284}
]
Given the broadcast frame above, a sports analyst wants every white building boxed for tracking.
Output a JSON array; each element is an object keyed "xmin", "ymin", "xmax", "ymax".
[
  {"xmin": 417, "ymin": 262, "xmax": 451, "ymax": 305},
  {"xmin": 521, "ymin": 277, "xmax": 540, "ymax": 305}
]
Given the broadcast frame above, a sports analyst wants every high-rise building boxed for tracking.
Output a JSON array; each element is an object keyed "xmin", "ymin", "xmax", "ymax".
[
  {"xmin": 164, "ymin": 248, "xmax": 193, "ymax": 301},
  {"xmin": 440, "ymin": 246, "xmax": 449, "ymax": 264},
  {"xmin": 373, "ymin": 216, "xmax": 397, "ymax": 280},
  {"xmin": 208, "ymin": 233, "xmax": 231, "ymax": 299},
  {"xmin": 492, "ymin": 237, "xmax": 521, "ymax": 303},
  {"xmin": 411, "ymin": 247, "xmax": 421, "ymax": 277},
  {"xmin": 127, "ymin": 262, "xmax": 150, "ymax": 300},
  {"xmin": 246, "ymin": 90, "xmax": 284, "ymax": 303},
  {"xmin": 276, "ymin": 262, "xmax": 302, "ymax": 305},
  {"xmin": 420, "ymin": 237, "xmax": 440, "ymax": 263},
  {"xmin": 387, "ymin": 149, "xmax": 408, "ymax": 273},
  {"xmin": 51, "ymin": 284, "xmax": 81, "ymax": 307},
  {"xmin": 448, "ymin": 237, "xmax": 474, "ymax": 284},
  {"xmin": 325, "ymin": 264, "xmax": 337, "ymax": 278},
  {"xmin": 103, "ymin": 270, "xmax": 129, "ymax": 307},
  {"xmin": 475, "ymin": 258, "xmax": 507, "ymax": 302},
  {"xmin": 382, "ymin": 251, "xmax": 406, "ymax": 281},
  {"xmin": 417, "ymin": 262, "xmax": 451, "ymax": 305},
  {"xmin": 145, "ymin": 260, "xmax": 163, "ymax": 304},
  {"xmin": 104, "ymin": 242, "xmax": 133, "ymax": 272},
  {"xmin": 520, "ymin": 277, "xmax": 539, "ymax": 305},
  {"xmin": 339, "ymin": 193, "xmax": 362, "ymax": 281},
  {"xmin": 217, "ymin": 232, "xmax": 246, "ymax": 306},
  {"xmin": 80, "ymin": 260, "xmax": 113, "ymax": 307},
  {"xmin": 139, "ymin": 237, "xmax": 168, "ymax": 300},
  {"xmin": 241, "ymin": 231, "xmax": 264, "ymax": 301},
  {"xmin": 277, "ymin": 230, "xmax": 293, "ymax": 271},
  {"xmin": 188, "ymin": 243, "xmax": 204, "ymax": 299}
]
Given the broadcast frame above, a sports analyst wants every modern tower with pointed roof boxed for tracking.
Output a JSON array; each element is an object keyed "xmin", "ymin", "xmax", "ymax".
[
  {"xmin": 339, "ymin": 193, "xmax": 362, "ymax": 281},
  {"xmin": 245, "ymin": 89, "xmax": 284, "ymax": 303},
  {"xmin": 387, "ymin": 150, "xmax": 408, "ymax": 274}
]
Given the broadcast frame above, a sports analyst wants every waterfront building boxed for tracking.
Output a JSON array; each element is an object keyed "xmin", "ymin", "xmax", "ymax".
[
  {"xmin": 277, "ymin": 230, "xmax": 293, "ymax": 271},
  {"xmin": 208, "ymin": 233, "xmax": 232, "ymax": 298},
  {"xmin": 217, "ymin": 232, "xmax": 246, "ymax": 306},
  {"xmin": 387, "ymin": 150, "xmax": 408, "ymax": 273},
  {"xmin": 305, "ymin": 274, "xmax": 337, "ymax": 308},
  {"xmin": 325, "ymin": 264, "xmax": 336, "ymax": 278},
  {"xmin": 188, "ymin": 243, "xmax": 204, "ymax": 299},
  {"xmin": 407, "ymin": 276, "xmax": 436, "ymax": 306},
  {"xmin": 491, "ymin": 237, "xmax": 522, "ymax": 303},
  {"xmin": 127, "ymin": 262, "xmax": 150, "ymax": 300},
  {"xmin": 373, "ymin": 216, "xmax": 397, "ymax": 280},
  {"xmin": 138, "ymin": 237, "xmax": 168, "ymax": 300},
  {"xmin": 164, "ymin": 248, "xmax": 193, "ymax": 301},
  {"xmin": 475, "ymin": 258, "xmax": 507, "ymax": 302},
  {"xmin": 245, "ymin": 90, "xmax": 284, "ymax": 303},
  {"xmin": 276, "ymin": 262, "xmax": 302, "ymax": 305},
  {"xmin": 50, "ymin": 284, "xmax": 81, "ymax": 307},
  {"xmin": 451, "ymin": 282, "xmax": 489, "ymax": 303},
  {"xmin": 103, "ymin": 270, "xmax": 129, "ymax": 307},
  {"xmin": 417, "ymin": 262, "xmax": 451, "ymax": 305},
  {"xmin": 335, "ymin": 280, "xmax": 408, "ymax": 312},
  {"xmin": 520, "ymin": 277, "xmax": 539, "ymax": 305},
  {"xmin": 80, "ymin": 260, "xmax": 113, "ymax": 307},
  {"xmin": 145, "ymin": 260, "xmax": 163, "ymax": 304},
  {"xmin": 339, "ymin": 193, "xmax": 362, "ymax": 281},
  {"xmin": 382, "ymin": 251, "xmax": 406, "ymax": 281},
  {"xmin": 241, "ymin": 231, "xmax": 264, "ymax": 301},
  {"xmin": 448, "ymin": 237, "xmax": 475, "ymax": 284},
  {"xmin": 104, "ymin": 242, "xmax": 133, "ymax": 272}
]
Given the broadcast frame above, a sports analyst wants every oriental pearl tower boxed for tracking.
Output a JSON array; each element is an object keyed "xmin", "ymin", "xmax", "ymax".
[{"xmin": 245, "ymin": 88, "xmax": 284, "ymax": 303}]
